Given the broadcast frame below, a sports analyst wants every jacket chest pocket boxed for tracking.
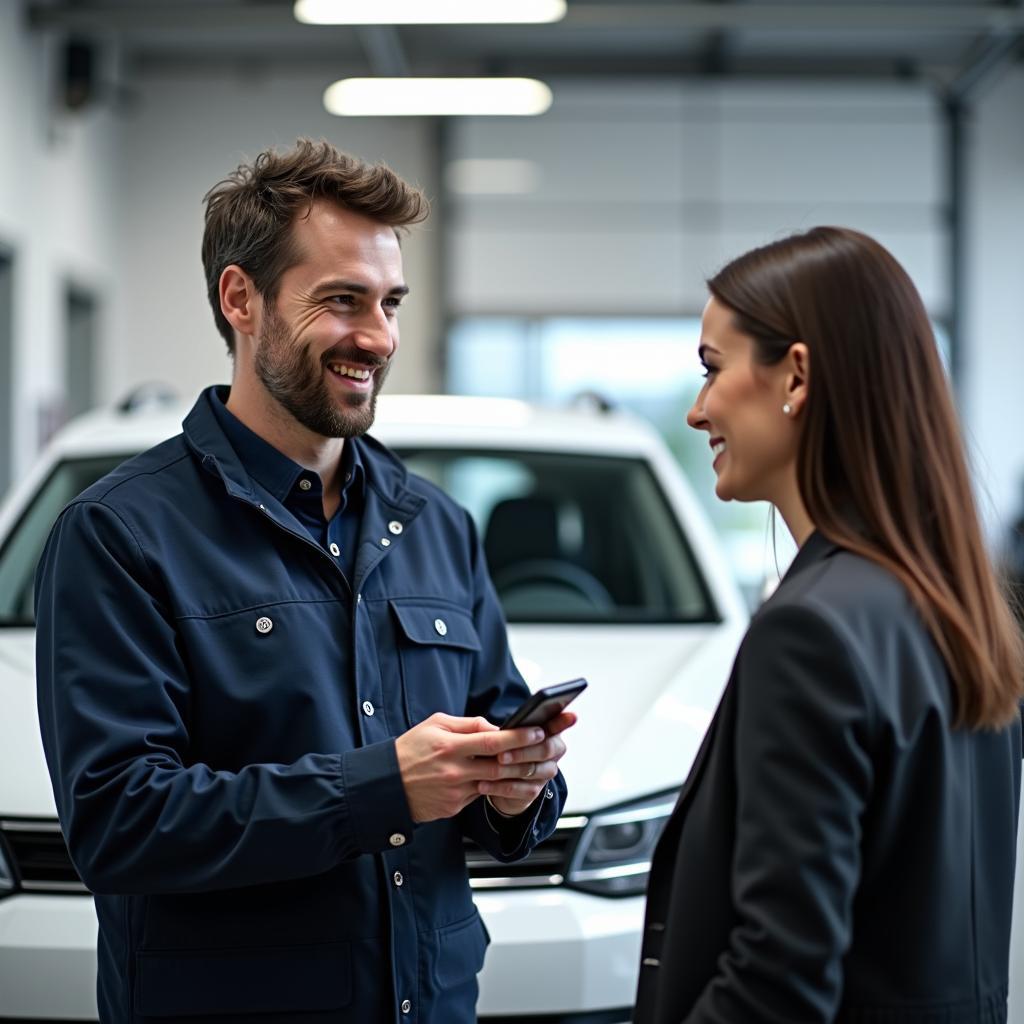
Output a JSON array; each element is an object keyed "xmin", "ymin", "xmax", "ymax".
[{"xmin": 390, "ymin": 600, "xmax": 481, "ymax": 725}]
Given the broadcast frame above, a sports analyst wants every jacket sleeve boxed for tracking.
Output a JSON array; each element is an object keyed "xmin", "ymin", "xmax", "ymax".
[
  {"xmin": 684, "ymin": 602, "xmax": 874, "ymax": 1024},
  {"xmin": 455, "ymin": 511, "xmax": 567, "ymax": 860},
  {"xmin": 35, "ymin": 499, "xmax": 415, "ymax": 896}
]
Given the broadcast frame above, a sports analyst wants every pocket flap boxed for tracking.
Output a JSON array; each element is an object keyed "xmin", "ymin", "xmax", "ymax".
[
  {"xmin": 135, "ymin": 943, "xmax": 352, "ymax": 1016},
  {"xmin": 390, "ymin": 601, "xmax": 481, "ymax": 652},
  {"xmin": 433, "ymin": 912, "xmax": 490, "ymax": 989}
]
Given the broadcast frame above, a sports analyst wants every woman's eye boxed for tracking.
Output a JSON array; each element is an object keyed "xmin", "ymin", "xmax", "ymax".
[{"xmin": 700, "ymin": 365, "xmax": 717, "ymax": 380}]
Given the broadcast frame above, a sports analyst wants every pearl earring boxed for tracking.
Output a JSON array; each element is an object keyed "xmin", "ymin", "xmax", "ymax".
[{"xmin": 782, "ymin": 403, "xmax": 793, "ymax": 415}]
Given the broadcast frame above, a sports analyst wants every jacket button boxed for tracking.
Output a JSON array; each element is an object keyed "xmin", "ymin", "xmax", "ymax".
[
  {"xmin": 393, "ymin": 871, "xmax": 404, "ymax": 887},
  {"xmin": 255, "ymin": 617, "xmax": 273, "ymax": 635},
  {"xmin": 362, "ymin": 700, "xmax": 375, "ymax": 717},
  {"xmin": 329, "ymin": 542, "xmax": 340, "ymax": 557},
  {"xmin": 388, "ymin": 520, "xmax": 403, "ymax": 535},
  {"xmin": 298, "ymin": 478, "xmax": 312, "ymax": 491},
  {"xmin": 545, "ymin": 787, "xmax": 554, "ymax": 799},
  {"xmin": 401, "ymin": 999, "xmax": 412, "ymax": 1014},
  {"xmin": 380, "ymin": 537, "xmax": 391, "ymax": 547},
  {"xmin": 434, "ymin": 618, "xmax": 447, "ymax": 636},
  {"xmin": 389, "ymin": 833, "xmax": 406, "ymax": 847}
]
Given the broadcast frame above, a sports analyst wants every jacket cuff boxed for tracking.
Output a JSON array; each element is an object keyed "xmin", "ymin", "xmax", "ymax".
[
  {"xmin": 341, "ymin": 739, "xmax": 416, "ymax": 854},
  {"xmin": 483, "ymin": 787, "xmax": 550, "ymax": 855}
]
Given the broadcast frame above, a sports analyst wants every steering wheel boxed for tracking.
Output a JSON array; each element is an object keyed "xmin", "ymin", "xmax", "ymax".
[{"xmin": 492, "ymin": 559, "xmax": 615, "ymax": 612}]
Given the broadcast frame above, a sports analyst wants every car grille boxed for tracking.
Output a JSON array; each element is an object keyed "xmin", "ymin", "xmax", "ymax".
[
  {"xmin": 0, "ymin": 817, "xmax": 586, "ymax": 895},
  {"xmin": 0, "ymin": 819, "xmax": 88, "ymax": 894},
  {"xmin": 465, "ymin": 817, "xmax": 585, "ymax": 889}
]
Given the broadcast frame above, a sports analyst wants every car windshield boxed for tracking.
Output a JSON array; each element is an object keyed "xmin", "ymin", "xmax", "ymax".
[{"xmin": 0, "ymin": 448, "xmax": 714, "ymax": 626}]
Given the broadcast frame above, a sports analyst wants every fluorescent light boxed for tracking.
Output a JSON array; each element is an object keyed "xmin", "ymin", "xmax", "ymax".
[
  {"xmin": 324, "ymin": 78, "xmax": 553, "ymax": 117},
  {"xmin": 445, "ymin": 159, "xmax": 542, "ymax": 195},
  {"xmin": 295, "ymin": 0, "xmax": 566, "ymax": 24}
]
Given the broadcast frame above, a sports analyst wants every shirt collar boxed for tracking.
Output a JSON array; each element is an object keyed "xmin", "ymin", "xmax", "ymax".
[{"xmin": 209, "ymin": 386, "xmax": 365, "ymax": 507}]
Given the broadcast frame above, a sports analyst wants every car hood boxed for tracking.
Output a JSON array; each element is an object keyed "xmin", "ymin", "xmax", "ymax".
[
  {"xmin": 0, "ymin": 629, "xmax": 60, "ymax": 817},
  {"xmin": 507, "ymin": 621, "xmax": 745, "ymax": 814},
  {"xmin": 0, "ymin": 622, "xmax": 744, "ymax": 821}
]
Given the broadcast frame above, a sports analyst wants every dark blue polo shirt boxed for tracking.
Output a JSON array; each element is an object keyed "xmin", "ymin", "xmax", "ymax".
[{"xmin": 211, "ymin": 391, "xmax": 363, "ymax": 583}]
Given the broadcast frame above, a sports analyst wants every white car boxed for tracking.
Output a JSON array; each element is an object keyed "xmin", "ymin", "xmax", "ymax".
[{"xmin": 0, "ymin": 391, "xmax": 750, "ymax": 1022}]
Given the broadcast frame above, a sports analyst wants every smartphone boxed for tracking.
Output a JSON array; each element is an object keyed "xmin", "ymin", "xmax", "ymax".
[{"xmin": 501, "ymin": 678, "xmax": 587, "ymax": 730}]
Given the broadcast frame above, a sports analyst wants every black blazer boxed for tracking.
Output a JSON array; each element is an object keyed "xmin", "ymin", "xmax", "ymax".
[{"xmin": 635, "ymin": 531, "xmax": 1023, "ymax": 1024}]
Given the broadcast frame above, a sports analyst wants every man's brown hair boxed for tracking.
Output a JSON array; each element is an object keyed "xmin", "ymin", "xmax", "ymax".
[
  {"xmin": 202, "ymin": 138, "xmax": 428, "ymax": 353},
  {"xmin": 708, "ymin": 226, "xmax": 1024, "ymax": 730}
]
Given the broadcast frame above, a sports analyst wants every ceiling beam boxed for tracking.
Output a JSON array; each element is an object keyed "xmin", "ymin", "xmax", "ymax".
[
  {"xmin": 125, "ymin": 50, "xmax": 942, "ymax": 82},
  {"xmin": 947, "ymin": 29, "xmax": 1024, "ymax": 100},
  {"xmin": 27, "ymin": 2, "xmax": 1024, "ymax": 35},
  {"xmin": 564, "ymin": 4, "xmax": 1024, "ymax": 33},
  {"xmin": 27, "ymin": 3, "xmax": 297, "ymax": 32}
]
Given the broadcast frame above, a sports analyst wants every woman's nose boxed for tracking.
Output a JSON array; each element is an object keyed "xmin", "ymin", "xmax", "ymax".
[{"xmin": 686, "ymin": 396, "xmax": 708, "ymax": 432}]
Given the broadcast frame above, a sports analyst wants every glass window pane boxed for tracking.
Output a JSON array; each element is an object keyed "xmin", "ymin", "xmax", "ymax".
[
  {"xmin": 397, "ymin": 447, "xmax": 713, "ymax": 624},
  {"xmin": 0, "ymin": 455, "xmax": 130, "ymax": 626}
]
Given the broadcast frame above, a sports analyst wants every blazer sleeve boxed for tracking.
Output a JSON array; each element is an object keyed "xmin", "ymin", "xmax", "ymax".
[
  {"xmin": 685, "ymin": 601, "xmax": 875, "ymax": 1024},
  {"xmin": 35, "ymin": 499, "xmax": 416, "ymax": 896},
  {"xmin": 456, "ymin": 510, "xmax": 567, "ymax": 860}
]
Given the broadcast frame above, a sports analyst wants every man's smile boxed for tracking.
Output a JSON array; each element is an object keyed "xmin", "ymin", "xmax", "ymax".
[
  {"xmin": 327, "ymin": 360, "xmax": 373, "ymax": 381},
  {"xmin": 323, "ymin": 356, "xmax": 384, "ymax": 394}
]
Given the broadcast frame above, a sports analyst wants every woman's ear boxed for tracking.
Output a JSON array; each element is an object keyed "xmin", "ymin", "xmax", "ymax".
[
  {"xmin": 219, "ymin": 265, "xmax": 259, "ymax": 341},
  {"xmin": 784, "ymin": 342, "xmax": 810, "ymax": 416}
]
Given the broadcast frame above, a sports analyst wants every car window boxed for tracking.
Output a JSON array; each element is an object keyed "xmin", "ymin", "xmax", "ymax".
[
  {"xmin": 397, "ymin": 449, "xmax": 715, "ymax": 624},
  {"xmin": 0, "ymin": 448, "xmax": 715, "ymax": 627},
  {"xmin": 0, "ymin": 455, "xmax": 133, "ymax": 626}
]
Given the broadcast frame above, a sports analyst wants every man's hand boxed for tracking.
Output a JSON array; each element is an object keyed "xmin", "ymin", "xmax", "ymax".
[
  {"xmin": 394, "ymin": 712, "xmax": 576, "ymax": 823},
  {"xmin": 480, "ymin": 710, "xmax": 576, "ymax": 817}
]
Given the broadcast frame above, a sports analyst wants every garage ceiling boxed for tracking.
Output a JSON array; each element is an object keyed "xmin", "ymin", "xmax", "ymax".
[{"xmin": 25, "ymin": 0, "xmax": 1024, "ymax": 87}]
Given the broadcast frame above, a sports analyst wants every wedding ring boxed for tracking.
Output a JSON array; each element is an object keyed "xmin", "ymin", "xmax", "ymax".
[{"xmin": 524, "ymin": 763, "xmax": 537, "ymax": 779}]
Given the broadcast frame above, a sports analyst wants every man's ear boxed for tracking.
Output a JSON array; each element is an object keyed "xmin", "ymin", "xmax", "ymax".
[
  {"xmin": 785, "ymin": 341, "xmax": 810, "ymax": 415},
  {"xmin": 219, "ymin": 265, "xmax": 259, "ymax": 341}
]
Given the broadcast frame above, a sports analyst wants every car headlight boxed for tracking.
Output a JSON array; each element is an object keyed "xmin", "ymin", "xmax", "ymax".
[
  {"xmin": 0, "ymin": 836, "xmax": 16, "ymax": 899},
  {"xmin": 566, "ymin": 789, "xmax": 677, "ymax": 898}
]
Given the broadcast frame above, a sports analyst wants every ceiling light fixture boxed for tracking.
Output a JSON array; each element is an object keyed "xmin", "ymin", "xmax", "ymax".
[
  {"xmin": 295, "ymin": 0, "xmax": 566, "ymax": 25},
  {"xmin": 324, "ymin": 78, "xmax": 553, "ymax": 117}
]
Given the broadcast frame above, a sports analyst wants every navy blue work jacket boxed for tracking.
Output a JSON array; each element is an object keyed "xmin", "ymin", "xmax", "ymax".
[{"xmin": 35, "ymin": 386, "xmax": 566, "ymax": 1024}]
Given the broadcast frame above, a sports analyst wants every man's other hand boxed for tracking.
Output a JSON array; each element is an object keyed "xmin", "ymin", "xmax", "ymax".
[
  {"xmin": 394, "ymin": 712, "xmax": 574, "ymax": 823},
  {"xmin": 480, "ymin": 710, "xmax": 575, "ymax": 817}
]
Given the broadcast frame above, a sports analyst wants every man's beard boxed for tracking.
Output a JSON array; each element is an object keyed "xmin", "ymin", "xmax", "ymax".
[{"xmin": 253, "ymin": 305, "xmax": 390, "ymax": 439}]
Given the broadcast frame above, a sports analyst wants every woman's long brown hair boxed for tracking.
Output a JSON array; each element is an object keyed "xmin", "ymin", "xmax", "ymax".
[{"xmin": 709, "ymin": 226, "xmax": 1023, "ymax": 729}]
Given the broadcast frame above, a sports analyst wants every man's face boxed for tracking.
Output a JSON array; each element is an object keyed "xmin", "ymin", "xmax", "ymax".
[{"xmin": 252, "ymin": 200, "xmax": 407, "ymax": 439}]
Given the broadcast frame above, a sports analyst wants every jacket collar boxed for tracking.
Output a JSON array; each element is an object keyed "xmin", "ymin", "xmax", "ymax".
[
  {"xmin": 182, "ymin": 385, "xmax": 421, "ymax": 516},
  {"xmin": 779, "ymin": 528, "xmax": 842, "ymax": 587}
]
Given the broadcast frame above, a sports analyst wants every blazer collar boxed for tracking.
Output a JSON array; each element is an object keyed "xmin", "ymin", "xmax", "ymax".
[{"xmin": 780, "ymin": 529, "xmax": 842, "ymax": 586}]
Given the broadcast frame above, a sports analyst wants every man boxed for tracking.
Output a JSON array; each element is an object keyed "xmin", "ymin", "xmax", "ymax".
[{"xmin": 35, "ymin": 139, "xmax": 573, "ymax": 1023}]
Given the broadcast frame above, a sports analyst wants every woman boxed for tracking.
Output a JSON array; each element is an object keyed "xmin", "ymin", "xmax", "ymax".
[{"xmin": 634, "ymin": 227, "xmax": 1023, "ymax": 1024}]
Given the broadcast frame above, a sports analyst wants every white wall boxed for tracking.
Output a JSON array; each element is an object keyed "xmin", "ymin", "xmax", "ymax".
[
  {"xmin": 0, "ymin": 4, "xmax": 123, "ymax": 483},
  {"xmin": 108, "ymin": 69, "xmax": 442, "ymax": 410},
  {"xmin": 965, "ymin": 67, "xmax": 1024, "ymax": 1022},
  {"xmin": 963, "ymin": 68, "xmax": 1024, "ymax": 548},
  {"xmin": 448, "ymin": 80, "xmax": 946, "ymax": 317}
]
